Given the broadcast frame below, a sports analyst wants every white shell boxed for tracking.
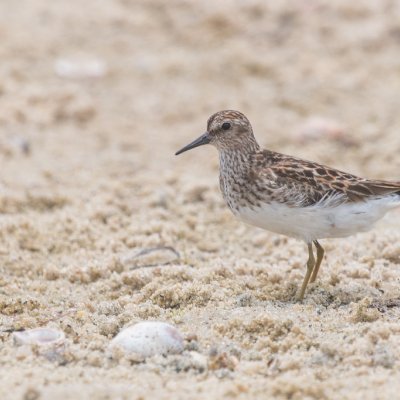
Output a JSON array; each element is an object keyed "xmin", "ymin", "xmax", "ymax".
[
  {"xmin": 109, "ymin": 321, "xmax": 184, "ymax": 358},
  {"xmin": 13, "ymin": 328, "xmax": 65, "ymax": 347}
]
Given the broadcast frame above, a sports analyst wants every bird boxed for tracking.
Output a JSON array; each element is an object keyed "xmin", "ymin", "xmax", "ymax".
[{"xmin": 175, "ymin": 110, "xmax": 400, "ymax": 300}]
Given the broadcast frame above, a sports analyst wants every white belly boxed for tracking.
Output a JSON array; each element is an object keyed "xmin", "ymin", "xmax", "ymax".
[{"xmin": 234, "ymin": 197, "xmax": 400, "ymax": 243}]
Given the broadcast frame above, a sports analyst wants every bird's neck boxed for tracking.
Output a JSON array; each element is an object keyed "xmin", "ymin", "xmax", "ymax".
[{"xmin": 219, "ymin": 141, "xmax": 260, "ymax": 174}]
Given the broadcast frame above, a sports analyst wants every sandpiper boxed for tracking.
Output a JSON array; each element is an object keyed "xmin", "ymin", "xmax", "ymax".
[{"xmin": 175, "ymin": 110, "xmax": 400, "ymax": 300}]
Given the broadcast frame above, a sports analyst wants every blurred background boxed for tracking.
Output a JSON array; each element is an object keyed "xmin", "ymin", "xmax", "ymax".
[
  {"xmin": 1, "ymin": 0, "xmax": 400, "ymax": 190},
  {"xmin": 1, "ymin": 2, "xmax": 400, "ymax": 398}
]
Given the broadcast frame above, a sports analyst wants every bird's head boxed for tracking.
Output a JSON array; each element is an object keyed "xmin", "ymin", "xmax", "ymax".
[{"xmin": 175, "ymin": 110, "xmax": 258, "ymax": 155}]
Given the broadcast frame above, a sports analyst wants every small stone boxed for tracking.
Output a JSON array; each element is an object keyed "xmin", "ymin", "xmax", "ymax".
[
  {"xmin": 13, "ymin": 328, "xmax": 65, "ymax": 347},
  {"xmin": 109, "ymin": 321, "xmax": 184, "ymax": 358}
]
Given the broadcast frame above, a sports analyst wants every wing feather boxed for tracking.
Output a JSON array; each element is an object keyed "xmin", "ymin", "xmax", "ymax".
[{"xmin": 249, "ymin": 150, "xmax": 400, "ymax": 208}]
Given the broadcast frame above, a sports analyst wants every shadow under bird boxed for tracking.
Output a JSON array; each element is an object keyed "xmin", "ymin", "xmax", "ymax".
[{"xmin": 175, "ymin": 110, "xmax": 400, "ymax": 300}]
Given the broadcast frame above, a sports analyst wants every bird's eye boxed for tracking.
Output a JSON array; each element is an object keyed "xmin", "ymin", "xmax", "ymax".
[{"xmin": 221, "ymin": 122, "xmax": 231, "ymax": 130}]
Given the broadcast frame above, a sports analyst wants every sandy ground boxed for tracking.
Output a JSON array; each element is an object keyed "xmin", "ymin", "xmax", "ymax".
[{"xmin": 1, "ymin": 0, "xmax": 400, "ymax": 399}]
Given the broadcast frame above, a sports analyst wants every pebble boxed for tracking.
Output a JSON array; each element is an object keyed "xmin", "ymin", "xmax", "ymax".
[
  {"xmin": 109, "ymin": 321, "xmax": 184, "ymax": 358},
  {"xmin": 13, "ymin": 328, "xmax": 65, "ymax": 347}
]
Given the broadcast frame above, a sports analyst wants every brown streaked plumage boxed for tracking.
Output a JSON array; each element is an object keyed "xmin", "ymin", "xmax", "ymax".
[{"xmin": 175, "ymin": 110, "xmax": 400, "ymax": 301}]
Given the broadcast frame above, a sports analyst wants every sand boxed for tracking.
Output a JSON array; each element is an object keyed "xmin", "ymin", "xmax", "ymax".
[{"xmin": 1, "ymin": 0, "xmax": 400, "ymax": 399}]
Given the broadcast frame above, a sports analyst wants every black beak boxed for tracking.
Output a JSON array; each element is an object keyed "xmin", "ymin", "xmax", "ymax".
[{"xmin": 175, "ymin": 132, "xmax": 210, "ymax": 156}]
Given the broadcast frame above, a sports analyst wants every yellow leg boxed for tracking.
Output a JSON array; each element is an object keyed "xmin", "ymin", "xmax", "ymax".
[
  {"xmin": 310, "ymin": 240, "xmax": 325, "ymax": 283},
  {"xmin": 297, "ymin": 243, "xmax": 315, "ymax": 301}
]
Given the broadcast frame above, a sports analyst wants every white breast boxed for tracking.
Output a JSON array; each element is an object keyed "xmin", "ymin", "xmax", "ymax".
[{"xmin": 234, "ymin": 196, "xmax": 400, "ymax": 243}]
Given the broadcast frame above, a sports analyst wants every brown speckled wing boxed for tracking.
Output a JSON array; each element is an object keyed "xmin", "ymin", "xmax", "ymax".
[{"xmin": 249, "ymin": 150, "xmax": 400, "ymax": 207}]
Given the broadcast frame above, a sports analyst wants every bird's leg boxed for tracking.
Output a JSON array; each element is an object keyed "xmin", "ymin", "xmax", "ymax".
[
  {"xmin": 297, "ymin": 243, "xmax": 315, "ymax": 301},
  {"xmin": 310, "ymin": 240, "xmax": 325, "ymax": 283}
]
